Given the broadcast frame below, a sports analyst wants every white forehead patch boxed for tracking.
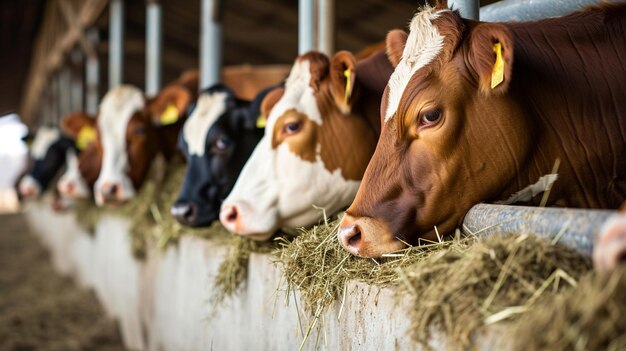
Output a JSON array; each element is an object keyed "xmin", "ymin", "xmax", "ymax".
[
  {"xmin": 31, "ymin": 126, "xmax": 60, "ymax": 160},
  {"xmin": 385, "ymin": 6, "xmax": 448, "ymax": 122},
  {"xmin": 95, "ymin": 85, "xmax": 145, "ymax": 194},
  {"xmin": 183, "ymin": 92, "xmax": 228, "ymax": 156},
  {"xmin": 266, "ymin": 59, "xmax": 322, "ymax": 130}
]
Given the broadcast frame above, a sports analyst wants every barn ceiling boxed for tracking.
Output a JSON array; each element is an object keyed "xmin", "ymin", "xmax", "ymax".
[{"xmin": 0, "ymin": 0, "xmax": 500, "ymax": 122}]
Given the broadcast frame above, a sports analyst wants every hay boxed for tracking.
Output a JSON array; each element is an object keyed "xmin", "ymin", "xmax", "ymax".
[
  {"xmin": 508, "ymin": 265, "xmax": 626, "ymax": 351},
  {"xmin": 399, "ymin": 234, "xmax": 591, "ymax": 350},
  {"xmin": 273, "ymin": 217, "xmax": 451, "ymax": 321},
  {"xmin": 210, "ymin": 232, "xmax": 293, "ymax": 315},
  {"xmin": 274, "ymin": 217, "xmax": 593, "ymax": 350}
]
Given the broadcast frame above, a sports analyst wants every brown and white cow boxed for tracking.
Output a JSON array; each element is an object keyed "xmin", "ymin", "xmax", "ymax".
[
  {"xmin": 219, "ymin": 50, "xmax": 393, "ymax": 240},
  {"xmin": 338, "ymin": 3, "xmax": 626, "ymax": 257},
  {"xmin": 62, "ymin": 71, "xmax": 199, "ymax": 206}
]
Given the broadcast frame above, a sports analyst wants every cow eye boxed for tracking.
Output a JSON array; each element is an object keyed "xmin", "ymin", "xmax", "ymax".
[
  {"xmin": 215, "ymin": 137, "xmax": 230, "ymax": 150},
  {"xmin": 134, "ymin": 126, "xmax": 145, "ymax": 135},
  {"xmin": 420, "ymin": 109, "xmax": 442, "ymax": 125},
  {"xmin": 282, "ymin": 121, "xmax": 302, "ymax": 136}
]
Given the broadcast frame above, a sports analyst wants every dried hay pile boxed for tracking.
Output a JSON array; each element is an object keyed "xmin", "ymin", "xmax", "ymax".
[
  {"xmin": 274, "ymin": 217, "xmax": 594, "ymax": 350},
  {"xmin": 399, "ymin": 233, "xmax": 590, "ymax": 350},
  {"xmin": 508, "ymin": 265, "xmax": 626, "ymax": 351}
]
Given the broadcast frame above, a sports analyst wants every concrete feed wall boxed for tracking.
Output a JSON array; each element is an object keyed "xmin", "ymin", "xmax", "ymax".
[{"xmin": 25, "ymin": 202, "xmax": 418, "ymax": 351}]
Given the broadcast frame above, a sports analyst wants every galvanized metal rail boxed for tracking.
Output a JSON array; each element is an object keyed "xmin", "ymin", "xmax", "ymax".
[{"xmin": 463, "ymin": 204, "xmax": 616, "ymax": 257}]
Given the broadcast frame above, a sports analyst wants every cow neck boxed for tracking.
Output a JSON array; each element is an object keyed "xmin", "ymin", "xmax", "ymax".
[
  {"xmin": 354, "ymin": 49, "xmax": 393, "ymax": 136},
  {"xmin": 498, "ymin": 7, "xmax": 626, "ymax": 208}
]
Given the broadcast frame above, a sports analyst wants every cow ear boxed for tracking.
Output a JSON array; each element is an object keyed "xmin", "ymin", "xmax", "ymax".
[
  {"xmin": 60, "ymin": 111, "xmax": 96, "ymax": 139},
  {"xmin": 468, "ymin": 23, "xmax": 514, "ymax": 95},
  {"xmin": 330, "ymin": 50, "xmax": 357, "ymax": 114},
  {"xmin": 386, "ymin": 30, "xmax": 408, "ymax": 68},
  {"xmin": 259, "ymin": 87, "xmax": 284, "ymax": 123},
  {"xmin": 148, "ymin": 85, "xmax": 192, "ymax": 126}
]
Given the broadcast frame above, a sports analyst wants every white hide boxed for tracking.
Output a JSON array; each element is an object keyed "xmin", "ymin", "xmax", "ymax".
[
  {"xmin": 182, "ymin": 92, "xmax": 228, "ymax": 156},
  {"xmin": 385, "ymin": 5, "xmax": 447, "ymax": 122},
  {"xmin": 222, "ymin": 59, "xmax": 360, "ymax": 235},
  {"xmin": 57, "ymin": 149, "xmax": 90, "ymax": 199},
  {"xmin": 30, "ymin": 126, "xmax": 60, "ymax": 160},
  {"xmin": 94, "ymin": 85, "xmax": 145, "ymax": 206}
]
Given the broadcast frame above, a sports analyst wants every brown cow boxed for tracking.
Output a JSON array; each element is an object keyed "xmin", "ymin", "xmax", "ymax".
[
  {"xmin": 61, "ymin": 71, "xmax": 199, "ymax": 206},
  {"xmin": 219, "ymin": 49, "xmax": 392, "ymax": 240},
  {"xmin": 338, "ymin": 3, "xmax": 626, "ymax": 257}
]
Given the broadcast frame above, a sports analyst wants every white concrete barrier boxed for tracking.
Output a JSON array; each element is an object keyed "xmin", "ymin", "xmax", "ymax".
[{"xmin": 24, "ymin": 201, "xmax": 423, "ymax": 351}]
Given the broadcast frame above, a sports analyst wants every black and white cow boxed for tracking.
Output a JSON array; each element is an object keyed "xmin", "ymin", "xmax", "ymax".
[
  {"xmin": 18, "ymin": 126, "xmax": 75, "ymax": 197},
  {"xmin": 171, "ymin": 84, "xmax": 280, "ymax": 226}
]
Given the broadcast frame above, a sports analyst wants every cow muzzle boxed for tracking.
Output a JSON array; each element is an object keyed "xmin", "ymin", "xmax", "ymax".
[
  {"xmin": 18, "ymin": 176, "xmax": 41, "ymax": 198},
  {"xmin": 593, "ymin": 213, "xmax": 626, "ymax": 272},
  {"xmin": 171, "ymin": 201, "xmax": 199, "ymax": 226},
  {"xmin": 338, "ymin": 214, "xmax": 405, "ymax": 258},
  {"xmin": 219, "ymin": 200, "xmax": 275, "ymax": 241}
]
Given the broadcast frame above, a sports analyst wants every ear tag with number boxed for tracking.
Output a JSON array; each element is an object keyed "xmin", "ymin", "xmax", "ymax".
[
  {"xmin": 256, "ymin": 114, "xmax": 267, "ymax": 129},
  {"xmin": 344, "ymin": 68, "xmax": 352, "ymax": 105},
  {"xmin": 491, "ymin": 42, "xmax": 505, "ymax": 89},
  {"xmin": 160, "ymin": 103, "xmax": 180, "ymax": 125},
  {"xmin": 76, "ymin": 125, "xmax": 97, "ymax": 151}
]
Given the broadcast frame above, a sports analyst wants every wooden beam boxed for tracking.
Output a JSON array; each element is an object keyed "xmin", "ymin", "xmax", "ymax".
[{"xmin": 19, "ymin": 0, "xmax": 109, "ymax": 127}]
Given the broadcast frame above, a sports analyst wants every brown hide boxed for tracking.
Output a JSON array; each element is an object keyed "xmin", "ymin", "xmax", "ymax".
[
  {"xmin": 340, "ymin": 4, "xmax": 626, "ymax": 257},
  {"xmin": 267, "ymin": 51, "xmax": 392, "ymax": 180}
]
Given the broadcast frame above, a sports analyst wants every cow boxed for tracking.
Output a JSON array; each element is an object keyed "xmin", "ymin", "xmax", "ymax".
[
  {"xmin": 338, "ymin": 3, "xmax": 626, "ymax": 258},
  {"xmin": 18, "ymin": 126, "xmax": 72, "ymax": 198},
  {"xmin": 171, "ymin": 84, "xmax": 280, "ymax": 226},
  {"xmin": 61, "ymin": 71, "xmax": 200, "ymax": 206},
  {"xmin": 219, "ymin": 49, "xmax": 393, "ymax": 240}
]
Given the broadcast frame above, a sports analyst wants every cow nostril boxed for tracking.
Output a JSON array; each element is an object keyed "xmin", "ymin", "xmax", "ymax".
[
  {"xmin": 339, "ymin": 224, "xmax": 363, "ymax": 253},
  {"xmin": 348, "ymin": 226, "xmax": 362, "ymax": 247},
  {"xmin": 110, "ymin": 184, "xmax": 118, "ymax": 196},
  {"xmin": 226, "ymin": 206, "xmax": 238, "ymax": 222}
]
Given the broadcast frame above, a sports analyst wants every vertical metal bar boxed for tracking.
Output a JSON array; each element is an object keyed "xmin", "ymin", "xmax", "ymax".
[
  {"xmin": 317, "ymin": 0, "xmax": 334, "ymax": 56},
  {"xmin": 145, "ymin": 0, "xmax": 162, "ymax": 97},
  {"xmin": 450, "ymin": 0, "xmax": 480, "ymax": 20},
  {"xmin": 200, "ymin": 0, "xmax": 222, "ymax": 89},
  {"xmin": 86, "ymin": 28, "xmax": 100, "ymax": 115},
  {"xmin": 59, "ymin": 67, "xmax": 72, "ymax": 119},
  {"xmin": 109, "ymin": 0, "xmax": 125, "ymax": 89},
  {"xmin": 298, "ymin": 0, "xmax": 315, "ymax": 54},
  {"xmin": 70, "ymin": 48, "xmax": 84, "ymax": 112}
]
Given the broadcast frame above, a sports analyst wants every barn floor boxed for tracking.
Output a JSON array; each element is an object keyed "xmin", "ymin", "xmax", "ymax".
[{"xmin": 0, "ymin": 213, "xmax": 125, "ymax": 351}]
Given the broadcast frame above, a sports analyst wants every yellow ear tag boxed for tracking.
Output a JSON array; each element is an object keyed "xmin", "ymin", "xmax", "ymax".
[
  {"xmin": 344, "ymin": 68, "xmax": 352, "ymax": 105},
  {"xmin": 491, "ymin": 42, "xmax": 504, "ymax": 89},
  {"xmin": 76, "ymin": 125, "xmax": 97, "ymax": 151},
  {"xmin": 160, "ymin": 103, "xmax": 180, "ymax": 125},
  {"xmin": 256, "ymin": 114, "xmax": 267, "ymax": 129}
]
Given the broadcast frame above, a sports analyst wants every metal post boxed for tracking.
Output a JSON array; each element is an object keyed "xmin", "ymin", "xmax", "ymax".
[
  {"xmin": 200, "ymin": 0, "xmax": 222, "ymax": 89},
  {"xmin": 109, "ymin": 0, "xmax": 124, "ymax": 89},
  {"xmin": 450, "ymin": 0, "xmax": 480, "ymax": 20},
  {"xmin": 59, "ymin": 65, "xmax": 72, "ymax": 118},
  {"xmin": 145, "ymin": 0, "xmax": 162, "ymax": 97},
  {"xmin": 86, "ymin": 28, "xmax": 100, "ymax": 115},
  {"xmin": 70, "ymin": 48, "xmax": 84, "ymax": 112},
  {"xmin": 298, "ymin": 0, "xmax": 315, "ymax": 54},
  {"xmin": 317, "ymin": 0, "xmax": 334, "ymax": 56}
]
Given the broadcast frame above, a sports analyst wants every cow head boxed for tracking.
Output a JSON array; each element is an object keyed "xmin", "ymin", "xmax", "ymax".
[
  {"xmin": 338, "ymin": 5, "xmax": 531, "ymax": 257},
  {"xmin": 56, "ymin": 111, "xmax": 98, "ymax": 199},
  {"xmin": 18, "ymin": 125, "xmax": 70, "ymax": 198},
  {"xmin": 171, "ymin": 84, "xmax": 273, "ymax": 226},
  {"xmin": 220, "ymin": 51, "xmax": 379, "ymax": 240}
]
